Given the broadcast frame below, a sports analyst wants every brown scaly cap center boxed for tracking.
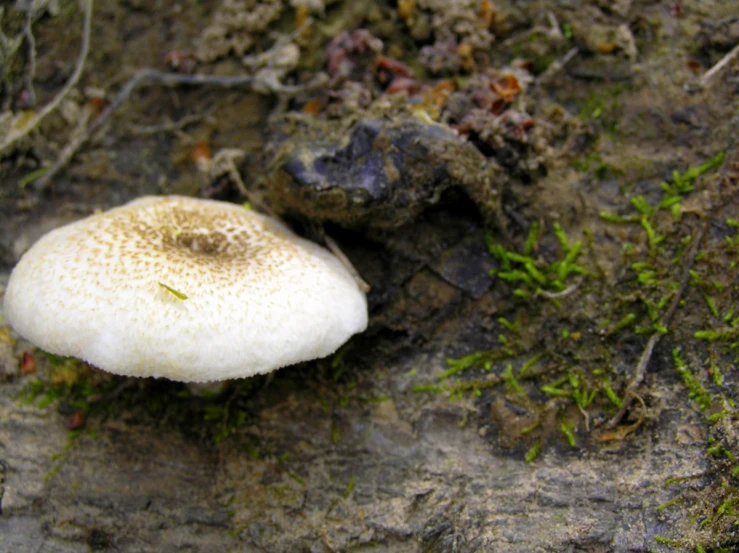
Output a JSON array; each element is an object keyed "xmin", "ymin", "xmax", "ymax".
[{"xmin": 102, "ymin": 197, "xmax": 300, "ymax": 271}]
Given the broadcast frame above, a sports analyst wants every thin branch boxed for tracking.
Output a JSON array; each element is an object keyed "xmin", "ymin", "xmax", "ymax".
[
  {"xmin": 700, "ymin": 42, "xmax": 739, "ymax": 87},
  {"xmin": 608, "ymin": 146, "xmax": 735, "ymax": 427},
  {"xmin": 34, "ymin": 68, "xmax": 327, "ymax": 191},
  {"xmin": 537, "ymin": 279, "xmax": 582, "ymax": 299},
  {"xmin": 498, "ymin": 10, "xmax": 565, "ymax": 49},
  {"xmin": 90, "ymin": 69, "xmax": 324, "ymax": 137},
  {"xmin": 30, "ymin": 103, "xmax": 95, "ymax": 189},
  {"xmin": 0, "ymin": 0, "xmax": 92, "ymax": 157},
  {"xmin": 597, "ymin": 391, "xmax": 646, "ymax": 440},
  {"xmin": 535, "ymin": 47, "xmax": 579, "ymax": 87},
  {"xmin": 127, "ymin": 110, "xmax": 212, "ymax": 135},
  {"xmin": 22, "ymin": 8, "xmax": 37, "ymax": 106}
]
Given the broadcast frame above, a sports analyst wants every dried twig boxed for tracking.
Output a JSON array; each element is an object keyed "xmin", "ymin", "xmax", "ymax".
[
  {"xmin": 700, "ymin": 42, "xmax": 739, "ymax": 87},
  {"xmin": 607, "ymin": 147, "xmax": 735, "ymax": 427},
  {"xmin": 127, "ymin": 110, "xmax": 212, "ymax": 135},
  {"xmin": 606, "ymin": 222, "xmax": 707, "ymax": 428},
  {"xmin": 22, "ymin": 7, "xmax": 37, "ymax": 106},
  {"xmin": 499, "ymin": 10, "xmax": 565, "ymax": 49},
  {"xmin": 29, "ymin": 103, "xmax": 95, "ymax": 188},
  {"xmin": 0, "ymin": 0, "xmax": 92, "ymax": 157},
  {"xmin": 203, "ymin": 148, "xmax": 252, "ymax": 201},
  {"xmin": 535, "ymin": 47, "xmax": 579, "ymax": 87},
  {"xmin": 597, "ymin": 391, "xmax": 646, "ymax": 441},
  {"xmin": 537, "ymin": 279, "xmax": 582, "ymax": 300}
]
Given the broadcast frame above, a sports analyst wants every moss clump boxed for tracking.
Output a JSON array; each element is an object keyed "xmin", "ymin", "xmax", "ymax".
[
  {"xmin": 412, "ymin": 153, "xmax": 736, "ymax": 549},
  {"xmin": 18, "ymin": 351, "xmax": 263, "ymax": 446}
]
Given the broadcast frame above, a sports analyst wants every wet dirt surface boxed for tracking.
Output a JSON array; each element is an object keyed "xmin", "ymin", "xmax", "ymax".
[{"xmin": 1, "ymin": 1, "xmax": 738, "ymax": 552}]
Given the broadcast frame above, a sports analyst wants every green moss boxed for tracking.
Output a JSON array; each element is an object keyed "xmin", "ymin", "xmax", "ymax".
[
  {"xmin": 502, "ymin": 364, "xmax": 523, "ymax": 394},
  {"xmin": 672, "ymin": 349, "xmax": 712, "ymax": 410},
  {"xmin": 575, "ymin": 84, "xmax": 626, "ymax": 133},
  {"xmin": 569, "ymin": 153, "xmax": 623, "ymax": 180},
  {"xmin": 518, "ymin": 353, "xmax": 545, "ymax": 376},
  {"xmin": 570, "ymin": 371, "xmax": 596, "ymax": 408},
  {"xmin": 440, "ymin": 348, "xmax": 513, "ymax": 380},
  {"xmin": 601, "ymin": 378, "xmax": 623, "ymax": 408},
  {"xmin": 413, "ymin": 384, "xmax": 443, "ymax": 394},
  {"xmin": 654, "ymin": 535, "xmax": 681, "ymax": 547},
  {"xmin": 16, "ymin": 350, "xmax": 277, "ymax": 454},
  {"xmin": 487, "ymin": 222, "xmax": 589, "ymax": 296},
  {"xmin": 523, "ymin": 221, "xmax": 540, "ymax": 255},
  {"xmin": 44, "ymin": 428, "xmax": 96, "ymax": 481},
  {"xmin": 559, "ymin": 421, "xmax": 576, "ymax": 447},
  {"xmin": 344, "ymin": 477, "xmax": 355, "ymax": 498},
  {"xmin": 695, "ymin": 329, "xmax": 738, "ymax": 342},
  {"xmin": 656, "ymin": 497, "xmax": 685, "ymax": 511},
  {"xmin": 600, "ymin": 153, "xmax": 726, "ymax": 236},
  {"xmin": 412, "ymin": 146, "xmax": 736, "ymax": 548},
  {"xmin": 609, "ymin": 313, "xmax": 637, "ymax": 334},
  {"xmin": 537, "ymin": 374, "xmax": 568, "ymax": 398},
  {"xmin": 600, "ymin": 211, "xmax": 641, "ymax": 223},
  {"xmin": 524, "ymin": 440, "xmax": 541, "ymax": 463}
]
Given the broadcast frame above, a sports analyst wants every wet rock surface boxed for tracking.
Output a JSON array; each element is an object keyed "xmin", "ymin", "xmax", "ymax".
[{"xmin": 0, "ymin": 347, "xmax": 714, "ymax": 553}]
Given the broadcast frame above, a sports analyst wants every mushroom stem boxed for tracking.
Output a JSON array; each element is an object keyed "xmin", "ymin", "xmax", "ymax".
[{"xmin": 322, "ymin": 233, "xmax": 371, "ymax": 293}]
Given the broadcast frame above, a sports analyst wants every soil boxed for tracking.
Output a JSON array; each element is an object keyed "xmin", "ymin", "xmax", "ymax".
[{"xmin": 1, "ymin": 1, "xmax": 738, "ymax": 552}]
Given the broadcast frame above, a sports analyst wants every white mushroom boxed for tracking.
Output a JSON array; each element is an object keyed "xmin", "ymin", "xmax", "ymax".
[{"xmin": 2, "ymin": 196, "xmax": 368, "ymax": 382}]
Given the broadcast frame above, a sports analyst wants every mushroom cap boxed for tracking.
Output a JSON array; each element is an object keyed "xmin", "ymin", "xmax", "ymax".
[{"xmin": 2, "ymin": 196, "xmax": 368, "ymax": 382}]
